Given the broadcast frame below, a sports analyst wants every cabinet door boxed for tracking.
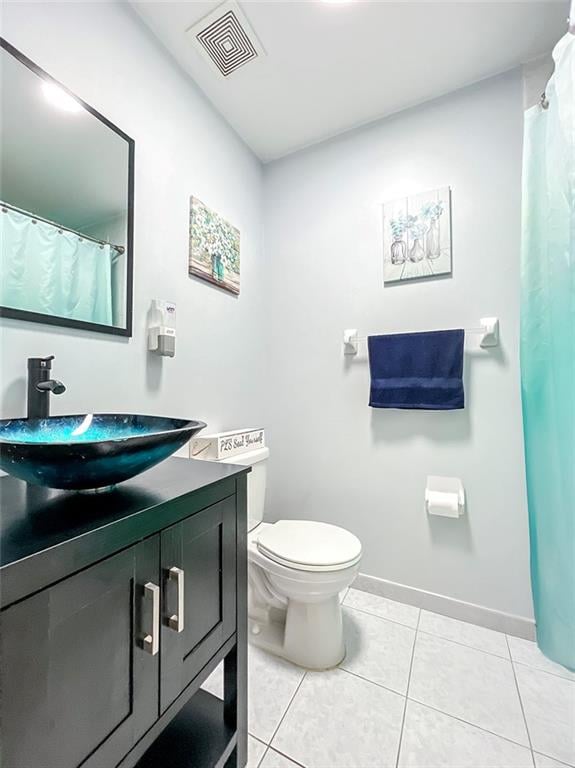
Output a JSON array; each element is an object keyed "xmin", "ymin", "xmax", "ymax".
[
  {"xmin": 0, "ymin": 537, "xmax": 160, "ymax": 768},
  {"xmin": 160, "ymin": 495, "xmax": 237, "ymax": 712}
]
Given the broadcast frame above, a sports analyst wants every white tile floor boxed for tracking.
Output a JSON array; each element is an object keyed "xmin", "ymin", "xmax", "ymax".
[{"xmin": 203, "ymin": 588, "xmax": 575, "ymax": 768}]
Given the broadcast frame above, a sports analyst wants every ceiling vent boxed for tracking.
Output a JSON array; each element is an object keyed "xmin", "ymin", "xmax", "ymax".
[{"xmin": 188, "ymin": 1, "xmax": 265, "ymax": 78}]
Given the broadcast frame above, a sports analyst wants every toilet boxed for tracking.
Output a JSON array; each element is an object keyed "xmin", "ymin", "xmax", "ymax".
[{"xmin": 190, "ymin": 430, "xmax": 362, "ymax": 670}]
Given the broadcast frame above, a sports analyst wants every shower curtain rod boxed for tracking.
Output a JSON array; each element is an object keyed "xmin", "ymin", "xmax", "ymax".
[{"xmin": 0, "ymin": 201, "xmax": 125, "ymax": 255}]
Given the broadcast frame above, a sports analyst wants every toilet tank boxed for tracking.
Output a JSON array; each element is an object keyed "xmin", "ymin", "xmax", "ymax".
[
  {"xmin": 189, "ymin": 430, "xmax": 268, "ymax": 532},
  {"xmin": 221, "ymin": 447, "xmax": 268, "ymax": 532}
]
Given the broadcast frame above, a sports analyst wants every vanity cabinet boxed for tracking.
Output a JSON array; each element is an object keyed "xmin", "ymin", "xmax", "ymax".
[
  {"xmin": 0, "ymin": 459, "xmax": 248, "ymax": 768},
  {"xmin": 161, "ymin": 496, "xmax": 237, "ymax": 712},
  {"xmin": 1, "ymin": 537, "xmax": 159, "ymax": 768}
]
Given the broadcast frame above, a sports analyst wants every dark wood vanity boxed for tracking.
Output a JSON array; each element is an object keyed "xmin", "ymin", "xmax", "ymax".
[{"xmin": 0, "ymin": 457, "xmax": 248, "ymax": 768}]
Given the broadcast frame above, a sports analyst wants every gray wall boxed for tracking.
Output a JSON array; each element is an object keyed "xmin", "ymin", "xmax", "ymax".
[
  {"xmin": 0, "ymin": 4, "xmax": 533, "ymax": 620},
  {"xmin": 263, "ymin": 70, "xmax": 533, "ymax": 620},
  {"xmin": 0, "ymin": 2, "xmax": 266, "ymax": 435}
]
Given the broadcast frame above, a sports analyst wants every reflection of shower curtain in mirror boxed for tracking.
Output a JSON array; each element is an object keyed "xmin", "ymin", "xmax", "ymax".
[
  {"xmin": 521, "ymin": 33, "xmax": 574, "ymax": 671},
  {"xmin": 0, "ymin": 206, "xmax": 113, "ymax": 325}
]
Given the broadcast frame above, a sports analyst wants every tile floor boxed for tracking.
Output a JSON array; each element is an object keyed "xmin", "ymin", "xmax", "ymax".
[{"xmin": 202, "ymin": 588, "xmax": 575, "ymax": 768}]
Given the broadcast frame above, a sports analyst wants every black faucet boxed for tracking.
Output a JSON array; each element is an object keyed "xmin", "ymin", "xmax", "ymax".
[{"xmin": 27, "ymin": 356, "xmax": 66, "ymax": 419}]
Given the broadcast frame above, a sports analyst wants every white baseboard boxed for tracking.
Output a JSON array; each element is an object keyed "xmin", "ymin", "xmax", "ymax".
[{"xmin": 353, "ymin": 573, "xmax": 536, "ymax": 641}]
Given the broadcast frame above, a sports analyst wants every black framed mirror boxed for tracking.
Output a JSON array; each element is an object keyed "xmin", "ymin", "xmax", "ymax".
[{"xmin": 0, "ymin": 39, "xmax": 134, "ymax": 336}]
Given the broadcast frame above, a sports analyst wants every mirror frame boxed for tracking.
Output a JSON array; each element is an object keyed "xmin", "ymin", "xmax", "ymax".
[{"xmin": 0, "ymin": 38, "xmax": 135, "ymax": 337}]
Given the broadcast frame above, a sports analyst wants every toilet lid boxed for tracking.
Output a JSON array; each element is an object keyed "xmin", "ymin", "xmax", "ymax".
[{"xmin": 257, "ymin": 520, "xmax": 362, "ymax": 571}]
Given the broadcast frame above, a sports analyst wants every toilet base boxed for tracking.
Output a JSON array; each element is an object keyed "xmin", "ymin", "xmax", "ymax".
[{"xmin": 248, "ymin": 594, "xmax": 346, "ymax": 670}]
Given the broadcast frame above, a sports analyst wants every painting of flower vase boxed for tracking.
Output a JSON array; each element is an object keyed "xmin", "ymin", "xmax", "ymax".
[
  {"xmin": 382, "ymin": 187, "xmax": 451, "ymax": 284},
  {"xmin": 189, "ymin": 196, "xmax": 240, "ymax": 295}
]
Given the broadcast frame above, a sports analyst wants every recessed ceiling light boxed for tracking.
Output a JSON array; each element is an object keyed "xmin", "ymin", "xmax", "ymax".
[
  {"xmin": 321, "ymin": 0, "xmax": 355, "ymax": 4},
  {"xmin": 42, "ymin": 82, "xmax": 83, "ymax": 113}
]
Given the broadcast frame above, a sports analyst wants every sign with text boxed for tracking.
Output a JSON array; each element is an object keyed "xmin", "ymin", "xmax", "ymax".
[{"xmin": 191, "ymin": 429, "xmax": 265, "ymax": 460}]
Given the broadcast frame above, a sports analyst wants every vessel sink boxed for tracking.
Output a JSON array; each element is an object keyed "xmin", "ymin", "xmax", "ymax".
[{"xmin": 0, "ymin": 414, "xmax": 206, "ymax": 491}]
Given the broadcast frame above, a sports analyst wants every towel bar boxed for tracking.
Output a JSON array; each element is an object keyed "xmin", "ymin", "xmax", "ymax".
[{"xmin": 343, "ymin": 317, "xmax": 499, "ymax": 355}]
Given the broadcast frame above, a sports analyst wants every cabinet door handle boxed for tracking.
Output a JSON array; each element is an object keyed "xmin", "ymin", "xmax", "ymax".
[
  {"xmin": 168, "ymin": 566, "xmax": 185, "ymax": 633},
  {"xmin": 143, "ymin": 581, "xmax": 160, "ymax": 655}
]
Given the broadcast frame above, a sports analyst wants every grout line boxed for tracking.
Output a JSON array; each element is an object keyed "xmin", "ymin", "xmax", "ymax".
[
  {"xmin": 506, "ymin": 634, "xmax": 535, "ymax": 765},
  {"xmin": 251, "ymin": 734, "xmax": 269, "ymax": 749},
  {"xmin": 264, "ymin": 745, "xmax": 307, "ymax": 767},
  {"xmin": 406, "ymin": 696, "xmax": 534, "ymax": 753},
  {"xmin": 267, "ymin": 670, "xmax": 308, "ymax": 750},
  {"xmin": 510, "ymin": 657, "xmax": 575, "ymax": 683},
  {"xmin": 350, "ymin": 582, "xmax": 537, "ymax": 641},
  {"xmin": 337, "ymin": 665, "xmax": 408, "ymax": 698},
  {"xmin": 247, "ymin": 635, "xmax": 558, "ymax": 768},
  {"xmin": 532, "ymin": 751, "xmax": 575, "ymax": 768},
  {"xmin": 416, "ymin": 627, "xmax": 511, "ymax": 660},
  {"xmin": 345, "ymin": 602, "xmax": 539, "ymax": 668},
  {"xmin": 345, "ymin": 594, "xmax": 538, "ymax": 665},
  {"xmin": 505, "ymin": 631, "xmax": 575, "ymax": 681},
  {"xmin": 342, "ymin": 602, "xmax": 420, "ymax": 631},
  {"xmin": 249, "ymin": 728, "xmax": 265, "ymax": 743},
  {"xmin": 394, "ymin": 609, "xmax": 420, "ymax": 768}
]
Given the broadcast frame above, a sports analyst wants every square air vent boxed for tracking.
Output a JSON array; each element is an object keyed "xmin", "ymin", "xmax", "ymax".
[{"xmin": 188, "ymin": 1, "xmax": 265, "ymax": 78}]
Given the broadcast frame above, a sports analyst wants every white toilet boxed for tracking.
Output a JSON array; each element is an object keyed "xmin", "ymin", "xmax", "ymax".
[{"xmin": 191, "ymin": 431, "xmax": 362, "ymax": 670}]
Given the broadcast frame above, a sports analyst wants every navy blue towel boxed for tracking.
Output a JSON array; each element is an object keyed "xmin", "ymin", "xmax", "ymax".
[{"xmin": 368, "ymin": 329, "xmax": 465, "ymax": 410}]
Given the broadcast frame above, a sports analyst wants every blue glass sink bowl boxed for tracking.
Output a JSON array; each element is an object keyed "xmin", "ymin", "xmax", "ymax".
[{"xmin": 0, "ymin": 414, "xmax": 206, "ymax": 491}]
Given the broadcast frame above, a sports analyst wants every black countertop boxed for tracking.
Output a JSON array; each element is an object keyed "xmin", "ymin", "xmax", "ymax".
[{"xmin": 0, "ymin": 457, "xmax": 249, "ymax": 609}]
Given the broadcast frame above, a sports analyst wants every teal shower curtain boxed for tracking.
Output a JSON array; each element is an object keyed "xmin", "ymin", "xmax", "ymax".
[
  {"xmin": 0, "ymin": 205, "xmax": 114, "ymax": 325},
  {"xmin": 521, "ymin": 33, "xmax": 574, "ymax": 670}
]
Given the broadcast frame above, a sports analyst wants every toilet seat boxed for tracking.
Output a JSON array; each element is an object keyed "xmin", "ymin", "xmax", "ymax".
[{"xmin": 256, "ymin": 520, "xmax": 362, "ymax": 572}]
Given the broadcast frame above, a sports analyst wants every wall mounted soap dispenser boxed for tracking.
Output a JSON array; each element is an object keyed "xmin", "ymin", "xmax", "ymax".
[{"xmin": 148, "ymin": 299, "xmax": 176, "ymax": 357}]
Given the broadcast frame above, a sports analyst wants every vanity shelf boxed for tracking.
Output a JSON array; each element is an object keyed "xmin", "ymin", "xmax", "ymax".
[
  {"xmin": 135, "ymin": 690, "xmax": 235, "ymax": 768},
  {"xmin": 0, "ymin": 457, "xmax": 249, "ymax": 768}
]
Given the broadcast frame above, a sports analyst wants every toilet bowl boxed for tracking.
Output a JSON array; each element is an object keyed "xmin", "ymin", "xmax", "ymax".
[
  {"xmin": 248, "ymin": 520, "xmax": 361, "ymax": 669},
  {"xmin": 190, "ymin": 430, "xmax": 362, "ymax": 669}
]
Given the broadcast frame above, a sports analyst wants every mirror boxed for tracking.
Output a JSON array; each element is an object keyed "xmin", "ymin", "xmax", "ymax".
[{"xmin": 0, "ymin": 39, "xmax": 134, "ymax": 336}]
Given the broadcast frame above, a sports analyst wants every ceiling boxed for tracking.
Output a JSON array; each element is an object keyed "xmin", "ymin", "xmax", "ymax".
[{"xmin": 132, "ymin": 0, "xmax": 568, "ymax": 162}]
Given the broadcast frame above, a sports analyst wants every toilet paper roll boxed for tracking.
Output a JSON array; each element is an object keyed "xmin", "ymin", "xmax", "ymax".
[{"xmin": 425, "ymin": 489, "xmax": 461, "ymax": 518}]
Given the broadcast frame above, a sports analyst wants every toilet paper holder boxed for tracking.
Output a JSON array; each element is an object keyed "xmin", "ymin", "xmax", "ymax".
[{"xmin": 425, "ymin": 476, "xmax": 465, "ymax": 518}]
